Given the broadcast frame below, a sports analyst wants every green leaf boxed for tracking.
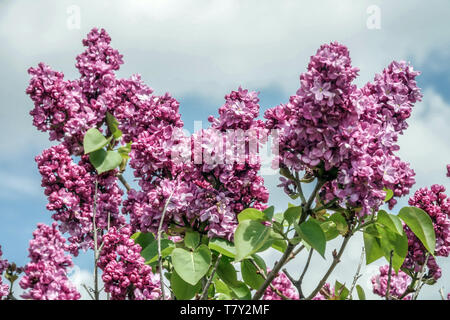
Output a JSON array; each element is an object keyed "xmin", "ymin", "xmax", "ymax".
[
  {"xmin": 363, "ymin": 226, "xmax": 384, "ymax": 264},
  {"xmin": 171, "ymin": 245, "xmax": 212, "ymax": 285},
  {"xmin": 140, "ymin": 239, "xmax": 173, "ymax": 264},
  {"xmin": 229, "ymin": 281, "xmax": 251, "ymax": 300},
  {"xmin": 335, "ymin": 281, "xmax": 349, "ymax": 300},
  {"xmin": 377, "ymin": 210, "xmax": 403, "ymax": 235},
  {"xmin": 83, "ymin": 128, "xmax": 111, "ymax": 154},
  {"xmin": 256, "ymin": 238, "xmax": 273, "ymax": 253},
  {"xmin": 106, "ymin": 112, "xmax": 122, "ymax": 139},
  {"xmin": 89, "ymin": 149, "xmax": 122, "ymax": 174},
  {"xmin": 384, "ymin": 188, "xmax": 394, "ymax": 202},
  {"xmin": 398, "ymin": 206, "xmax": 436, "ymax": 254},
  {"xmin": 295, "ymin": 219, "xmax": 326, "ymax": 258},
  {"xmin": 237, "ymin": 208, "xmax": 267, "ymax": 223},
  {"xmin": 271, "ymin": 239, "xmax": 288, "ymax": 253},
  {"xmin": 131, "ymin": 232, "xmax": 155, "ymax": 249},
  {"xmin": 378, "ymin": 226, "xmax": 408, "ymax": 272},
  {"xmin": 329, "ymin": 213, "xmax": 348, "ymax": 234},
  {"xmin": 320, "ymin": 221, "xmax": 339, "ymax": 241},
  {"xmin": 208, "ymin": 238, "xmax": 236, "ymax": 259},
  {"xmin": 263, "ymin": 206, "xmax": 275, "ymax": 220},
  {"xmin": 185, "ymin": 230, "xmax": 200, "ymax": 249},
  {"xmin": 356, "ymin": 285, "xmax": 366, "ymax": 300},
  {"xmin": 214, "ymin": 278, "xmax": 232, "ymax": 298},
  {"xmin": 170, "ymin": 270, "xmax": 201, "ymax": 300},
  {"xmin": 234, "ymin": 220, "xmax": 271, "ymax": 261},
  {"xmin": 117, "ymin": 142, "xmax": 132, "ymax": 160},
  {"xmin": 284, "ymin": 206, "xmax": 302, "ymax": 225},
  {"xmin": 241, "ymin": 259, "xmax": 265, "ymax": 290},
  {"xmin": 216, "ymin": 257, "xmax": 239, "ymax": 287}
]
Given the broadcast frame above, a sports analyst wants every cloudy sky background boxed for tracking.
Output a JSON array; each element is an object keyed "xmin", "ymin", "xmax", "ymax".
[{"xmin": 1, "ymin": 0, "xmax": 450, "ymax": 299}]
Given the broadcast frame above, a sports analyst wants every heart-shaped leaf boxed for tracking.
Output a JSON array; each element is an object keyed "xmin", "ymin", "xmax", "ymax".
[
  {"xmin": 89, "ymin": 149, "xmax": 122, "ymax": 174},
  {"xmin": 83, "ymin": 128, "xmax": 111, "ymax": 154},
  {"xmin": 170, "ymin": 270, "xmax": 201, "ymax": 300},
  {"xmin": 172, "ymin": 245, "xmax": 212, "ymax": 285}
]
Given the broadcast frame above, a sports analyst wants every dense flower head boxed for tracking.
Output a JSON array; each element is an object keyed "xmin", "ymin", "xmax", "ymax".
[
  {"xmin": 124, "ymin": 87, "xmax": 268, "ymax": 240},
  {"xmin": 447, "ymin": 164, "xmax": 450, "ymax": 178},
  {"xmin": 27, "ymin": 28, "xmax": 125, "ymax": 155},
  {"xmin": 36, "ymin": 144, "xmax": 124, "ymax": 254},
  {"xmin": 76, "ymin": 28, "xmax": 123, "ymax": 96},
  {"xmin": 0, "ymin": 245, "xmax": 9, "ymax": 299},
  {"xmin": 97, "ymin": 225, "xmax": 161, "ymax": 300},
  {"xmin": 263, "ymin": 271, "xmax": 299, "ymax": 300},
  {"xmin": 19, "ymin": 223, "xmax": 80, "ymax": 300},
  {"xmin": 265, "ymin": 42, "xmax": 421, "ymax": 216},
  {"xmin": 403, "ymin": 185, "xmax": 450, "ymax": 279},
  {"xmin": 371, "ymin": 265, "xmax": 411, "ymax": 300}
]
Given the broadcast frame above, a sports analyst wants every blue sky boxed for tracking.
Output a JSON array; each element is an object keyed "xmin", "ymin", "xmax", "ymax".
[{"xmin": 1, "ymin": 0, "xmax": 450, "ymax": 299}]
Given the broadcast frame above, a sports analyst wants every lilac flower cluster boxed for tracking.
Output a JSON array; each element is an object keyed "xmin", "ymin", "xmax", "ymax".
[
  {"xmin": 371, "ymin": 265, "xmax": 411, "ymax": 300},
  {"xmin": 265, "ymin": 43, "xmax": 421, "ymax": 215},
  {"xmin": 36, "ymin": 144, "xmax": 124, "ymax": 254},
  {"xmin": 19, "ymin": 223, "xmax": 80, "ymax": 300},
  {"xmin": 403, "ymin": 185, "xmax": 450, "ymax": 280},
  {"xmin": 28, "ymin": 28, "xmax": 123, "ymax": 156},
  {"xmin": 97, "ymin": 225, "xmax": 161, "ymax": 300},
  {"xmin": 263, "ymin": 271, "xmax": 299, "ymax": 300},
  {"xmin": 123, "ymin": 87, "xmax": 268, "ymax": 240},
  {"xmin": 0, "ymin": 245, "xmax": 9, "ymax": 299}
]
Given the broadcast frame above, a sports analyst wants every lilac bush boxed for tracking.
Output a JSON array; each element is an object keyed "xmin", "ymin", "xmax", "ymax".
[{"xmin": 0, "ymin": 28, "xmax": 449, "ymax": 301}]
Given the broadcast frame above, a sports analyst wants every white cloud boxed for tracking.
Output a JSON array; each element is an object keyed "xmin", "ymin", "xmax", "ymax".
[{"xmin": 68, "ymin": 265, "xmax": 107, "ymax": 300}]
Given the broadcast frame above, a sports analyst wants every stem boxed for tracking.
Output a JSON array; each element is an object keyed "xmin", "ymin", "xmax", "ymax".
[
  {"xmin": 200, "ymin": 254, "xmax": 222, "ymax": 300},
  {"xmin": 117, "ymin": 173, "xmax": 131, "ymax": 192},
  {"xmin": 251, "ymin": 260, "xmax": 291, "ymax": 300},
  {"xmin": 92, "ymin": 179, "xmax": 100, "ymax": 300},
  {"xmin": 295, "ymin": 249, "xmax": 314, "ymax": 298},
  {"xmin": 294, "ymin": 172, "xmax": 306, "ymax": 205},
  {"xmin": 412, "ymin": 253, "xmax": 430, "ymax": 300},
  {"xmin": 252, "ymin": 176, "xmax": 324, "ymax": 300},
  {"xmin": 252, "ymin": 244, "xmax": 295, "ymax": 300},
  {"xmin": 157, "ymin": 191, "xmax": 174, "ymax": 300},
  {"xmin": 305, "ymin": 179, "xmax": 324, "ymax": 210},
  {"xmin": 305, "ymin": 234, "xmax": 351, "ymax": 300},
  {"xmin": 82, "ymin": 284, "xmax": 95, "ymax": 300},
  {"xmin": 286, "ymin": 245, "xmax": 305, "ymax": 263},
  {"xmin": 348, "ymin": 247, "xmax": 365, "ymax": 300},
  {"xmin": 439, "ymin": 287, "xmax": 446, "ymax": 300},
  {"xmin": 385, "ymin": 250, "xmax": 394, "ymax": 300}
]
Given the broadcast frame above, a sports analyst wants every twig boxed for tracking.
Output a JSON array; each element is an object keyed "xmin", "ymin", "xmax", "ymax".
[
  {"xmin": 305, "ymin": 179, "xmax": 324, "ymax": 210},
  {"xmin": 251, "ymin": 260, "xmax": 291, "ymax": 300},
  {"xmin": 348, "ymin": 247, "xmax": 365, "ymax": 299},
  {"xmin": 412, "ymin": 253, "xmax": 430, "ymax": 300},
  {"xmin": 305, "ymin": 235, "xmax": 351, "ymax": 300},
  {"xmin": 117, "ymin": 173, "xmax": 131, "ymax": 192},
  {"xmin": 385, "ymin": 250, "xmax": 394, "ymax": 300},
  {"xmin": 295, "ymin": 249, "xmax": 314, "ymax": 298},
  {"xmin": 439, "ymin": 287, "xmax": 446, "ymax": 300},
  {"xmin": 252, "ymin": 244, "xmax": 295, "ymax": 300},
  {"xmin": 157, "ymin": 191, "xmax": 174, "ymax": 300},
  {"xmin": 82, "ymin": 284, "xmax": 95, "ymax": 300},
  {"xmin": 92, "ymin": 179, "xmax": 100, "ymax": 300},
  {"xmin": 200, "ymin": 254, "xmax": 222, "ymax": 300},
  {"xmin": 286, "ymin": 245, "xmax": 305, "ymax": 263}
]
